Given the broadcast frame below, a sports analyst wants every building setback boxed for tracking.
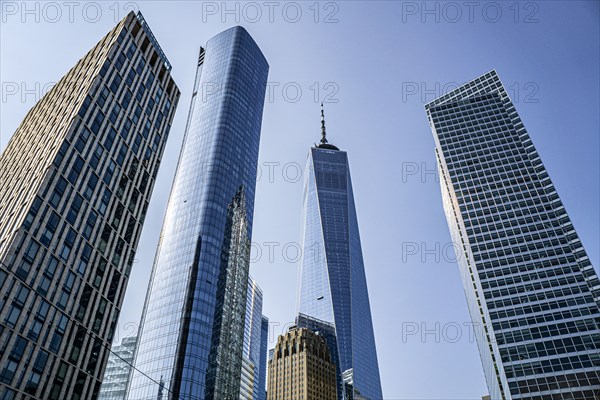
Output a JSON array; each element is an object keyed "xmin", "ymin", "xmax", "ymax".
[
  {"xmin": 0, "ymin": 11, "xmax": 179, "ymax": 400},
  {"xmin": 425, "ymin": 70, "xmax": 600, "ymax": 399},
  {"xmin": 127, "ymin": 26, "xmax": 268, "ymax": 399},
  {"xmin": 296, "ymin": 106, "xmax": 383, "ymax": 399},
  {"xmin": 267, "ymin": 327, "xmax": 337, "ymax": 400},
  {"xmin": 99, "ymin": 336, "xmax": 138, "ymax": 400}
]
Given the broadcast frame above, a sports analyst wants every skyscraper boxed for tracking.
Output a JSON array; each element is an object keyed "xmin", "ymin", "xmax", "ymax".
[
  {"xmin": 127, "ymin": 26, "xmax": 269, "ymax": 399},
  {"xmin": 258, "ymin": 316, "xmax": 269, "ymax": 400},
  {"xmin": 0, "ymin": 11, "xmax": 179, "ymax": 400},
  {"xmin": 241, "ymin": 278, "xmax": 266, "ymax": 400},
  {"xmin": 267, "ymin": 326, "xmax": 338, "ymax": 400},
  {"xmin": 425, "ymin": 70, "xmax": 600, "ymax": 399},
  {"xmin": 296, "ymin": 106, "xmax": 383, "ymax": 399},
  {"xmin": 296, "ymin": 313, "xmax": 341, "ymax": 399},
  {"xmin": 99, "ymin": 336, "xmax": 138, "ymax": 400}
]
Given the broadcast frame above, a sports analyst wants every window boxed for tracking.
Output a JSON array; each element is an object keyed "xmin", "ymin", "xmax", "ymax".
[
  {"xmin": 136, "ymin": 84, "xmax": 146, "ymax": 103},
  {"xmin": 66, "ymin": 194, "xmax": 83, "ymax": 225},
  {"xmin": 125, "ymin": 69, "xmax": 135, "ymax": 87},
  {"xmin": 132, "ymin": 105, "xmax": 142, "ymax": 124},
  {"xmin": 24, "ymin": 241, "xmax": 40, "ymax": 262},
  {"xmin": 77, "ymin": 285, "xmax": 93, "ymax": 321},
  {"xmin": 142, "ymin": 120, "xmax": 151, "ymax": 138},
  {"xmin": 49, "ymin": 177, "xmax": 68, "ymax": 208},
  {"xmin": 0, "ymin": 359, "xmax": 18, "ymax": 384},
  {"xmin": 109, "ymin": 103, "xmax": 121, "ymax": 125},
  {"xmin": 122, "ymin": 90, "xmax": 133, "ymax": 110},
  {"xmin": 0, "ymin": 336, "xmax": 28, "ymax": 384},
  {"xmin": 104, "ymin": 127, "xmax": 118, "ymax": 151},
  {"xmin": 78, "ymin": 95, "xmax": 92, "ymax": 118},
  {"xmin": 98, "ymin": 86, "xmax": 110, "ymax": 108},
  {"xmin": 136, "ymin": 57, "xmax": 146, "ymax": 75},
  {"xmin": 68, "ymin": 156, "xmax": 85, "ymax": 184},
  {"xmin": 78, "ymin": 244, "xmax": 92, "ymax": 275},
  {"xmin": 103, "ymin": 160, "xmax": 116, "ymax": 185},
  {"xmin": 23, "ymin": 197, "xmax": 42, "ymax": 230},
  {"xmin": 74, "ymin": 127, "xmax": 91, "ymax": 153},
  {"xmin": 90, "ymin": 146, "xmax": 104, "ymax": 170},
  {"xmin": 83, "ymin": 211, "xmax": 98, "ymax": 240},
  {"xmin": 90, "ymin": 111, "xmax": 105, "ymax": 135},
  {"xmin": 53, "ymin": 142, "xmax": 69, "ymax": 167},
  {"xmin": 126, "ymin": 42, "xmax": 136, "ymax": 60},
  {"xmin": 99, "ymin": 189, "xmax": 111, "ymax": 216},
  {"xmin": 84, "ymin": 173, "xmax": 99, "ymax": 200},
  {"xmin": 109, "ymin": 73, "xmax": 122, "ymax": 94},
  {"xmin": 41, "ymin": 212, "xmax": 60, "ymax": 246},
  {"xmin": 5, "ymin": 305, "xmax": 21, "ymax": 327},
  {"xmin": 116, "ymin": 144, "xmax": 128, "ymax": 167},
  {"xmin": 132, "ymin": 134, "xmax": 142, "ymax": 154},
  {"xmin": 57, "ymin": 290, "xmax": 69, "ymax": 309},
  {"xmin": 60, "ymin": 229, "xmax": 76, "ymax": 261},
  {"xmin": 114, "ymin": 52, "xmax": 126, "ymax": 71}
]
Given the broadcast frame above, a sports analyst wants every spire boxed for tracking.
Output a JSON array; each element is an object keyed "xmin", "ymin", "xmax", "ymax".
[
  {"xmin": 316, "ymin": 103, "xmax": 340, "ymax": 151},
  {"xmin": 320, "ymin": 102, "xmax": 328, "ymax": 144}
]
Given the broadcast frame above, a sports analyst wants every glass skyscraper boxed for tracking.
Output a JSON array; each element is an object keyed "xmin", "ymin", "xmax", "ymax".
[
  {"xmin": 258, "ymin": 316, "xmax": 269, "ymax": 400},
  {"xmin": 241, "ymin": 278, "xmax": 267, "ymax": 400},
  {"xmin": 297, "ymin": 107, "xmax": 383, "ymax": 399},
  {"xmin": 425, "ymin": 70, "xmax": 600, "ymax": 399},
  {"xmin": 0, "ymin": 11, "xmax": 179, "ymax": 400},
  {"xmin": 127, "ymin": 26, "xmax": 268, "ymax": 399},
  {"xmin": 99, "ymin": 336, "xmax": 138, "ymax": 400}
]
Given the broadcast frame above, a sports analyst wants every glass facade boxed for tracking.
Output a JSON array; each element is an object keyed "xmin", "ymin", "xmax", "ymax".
[
  {"xmin": 297, "ymin": 135, "xmax": 383, "ymax": 399},
  {"xmin": 127, "ymin": 26, "xmax": 268, "ymax": 399},
  {"xmin": 206, "ymin": 187, "xmax": 251, "ymax": 400},
  {"xmin": 0, "ymin": 11, "xmax": 179, "ymax": 400},
  {"xmin": 258, "ymin": 316, "xmax": 269, "ymax": 400},
  {"xmin": 99, "ymin": 336, "xmax": 138, "ymax": 400},
  {"xmin": 425, "ymin": 70, "xmax": 600, "ymax": 399},
  {"xmin": 240, "ymin": 278, "xmax": 265, "ymax": 400}
]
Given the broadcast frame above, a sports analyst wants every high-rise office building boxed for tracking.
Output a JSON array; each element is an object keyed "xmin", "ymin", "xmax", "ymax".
[
  {"xmin": 258, "ymin": 316, "xmax": 269, "ymax": 400},
  {"xmin": 296, "ymin": 313, "xmax": 341, "ymax": 399},
  {"xmin": 241, "ymin": 278, "xmax": 266, "ymax": 400},
  {"xmin": 297, "ymin": 106, "xmax": 383, "ymax": 399},
  {"xmin": 99, "ymin": 336, "xmax": 138, "ymax": 400},
  {"xmin": 127, "ymin": 26, "xmax": 269, "ymax": 399},
  {"xmin": 0, "ymin": 11, "xmax": 179, "ymax": 400},
  {"xmin": 267, "ymin": 326, "xmax": 338, "ymax": 400},
  {"xmin": 425, "ymin": 70, "xmax": 600, "ymax": 399}
]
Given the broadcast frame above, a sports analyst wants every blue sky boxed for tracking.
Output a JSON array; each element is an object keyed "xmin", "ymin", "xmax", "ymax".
[{"xmin": 1, "ymin": 1, "xmax": 599, "ymax": 398}]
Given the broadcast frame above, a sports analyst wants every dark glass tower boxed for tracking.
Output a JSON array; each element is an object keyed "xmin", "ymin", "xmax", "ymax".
[
  {"xmin": 0, "ymin": 11, "xmax": 179, "ymax": 400},
  {"xmin": 127, "ymin": 26, "xmax": 268, "ymax": 399},
  {"xmin": 425, "ymin": 70, "xmax": 600, "ymax": 399},
  {"xmin": 258, "ymin": 315, "xmax": 269, "ymax": 400},
  {"xmin": 297, "ymin": 107, "xmax": 383, "ymax": 399}
]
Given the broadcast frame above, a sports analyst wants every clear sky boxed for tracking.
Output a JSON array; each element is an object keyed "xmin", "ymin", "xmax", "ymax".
[{"xmin": 1, "ymin": 1, "xmax": 599, "ymax": 398}]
